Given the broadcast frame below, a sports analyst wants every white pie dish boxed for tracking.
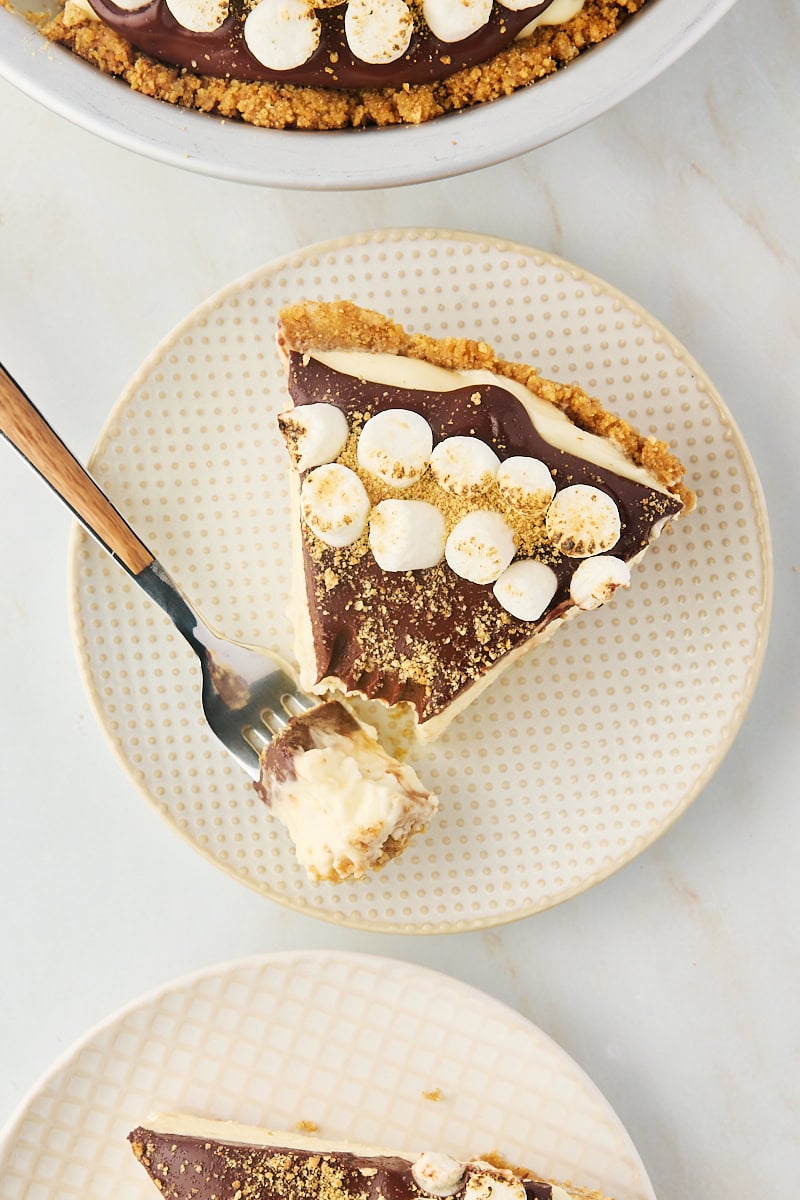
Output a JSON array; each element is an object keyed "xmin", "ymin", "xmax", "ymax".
[{"xmin": 0, "ymin": 0, "xmax": 738, "ymax": 189}]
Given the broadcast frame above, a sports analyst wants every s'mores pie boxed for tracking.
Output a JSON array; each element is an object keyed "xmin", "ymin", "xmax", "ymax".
[
  {"xmin": 276, "ymin": 301, "xmax": 694, "ymax": 743},
  {"xmin": 129, "ymin": 1115, "xmax": 614, "ymax": 1200},
  {"xmin": 40, "ymin": 0, "xmax": 649, "ymax": 130}
]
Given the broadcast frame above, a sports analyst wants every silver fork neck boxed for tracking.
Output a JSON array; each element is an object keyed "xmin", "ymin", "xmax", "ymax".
[{"xmin": 135, "ymin": 559, "xmax": 207, "ymax": 652}]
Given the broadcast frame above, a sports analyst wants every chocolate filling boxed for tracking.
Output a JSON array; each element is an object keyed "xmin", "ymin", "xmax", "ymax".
[
  {"xmin": 255, "ymin": 699, "xmax": 359, "ymax": 801},
  {"xmin": 85, "ymin": 0, "xmax": 554, "ymax": 87},
  {"xmin": 287, "ymin": 354, "xmax": 682, "ymax": 724},
  {"xmin": 129, "ymin": 1130, "xmax": 556, "ymax": 1200}
]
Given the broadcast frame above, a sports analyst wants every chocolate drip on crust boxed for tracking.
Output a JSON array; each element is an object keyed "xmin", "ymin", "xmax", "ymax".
[
  {"xmin": 288, "ymin": 354, "xmax": 682, "ymax": 725},
  {"xmin": 86, "ymin": 0, "xmax": 554, "ymax": 87}
]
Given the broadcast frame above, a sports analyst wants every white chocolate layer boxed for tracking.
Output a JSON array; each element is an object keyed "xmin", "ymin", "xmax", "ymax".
[
  {"xmin": 310, "ymin": 349, "xmax": 668, "ymax": 492},
  {"xmin": 141, "ymin": 1113, "xmax": 418, "ymax": 1157},
  {"xmin": 268, "ymin": 718, "xmax": 436, "ymax": 882}
]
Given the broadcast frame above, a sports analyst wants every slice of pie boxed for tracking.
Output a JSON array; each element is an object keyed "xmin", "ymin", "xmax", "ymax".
[
  {"xmin": 129, "ymin": 1114, "xmax": 613, "ymax": 1200},
  {"xmin": 276, "ymin": 301, "xmax": 694, "ymax": 743}
]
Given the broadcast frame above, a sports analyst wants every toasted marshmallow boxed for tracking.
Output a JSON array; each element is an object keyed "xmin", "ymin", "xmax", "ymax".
[
  {"xmin": 244, "ymin": 0, "xmax": 321, "ymax": 70},
  {"xmin": 570, "ymin": 555, "xmax": 631, "ymax": 609},
  {"xmin": 369, "ymin": 500, "xmax": 446, "ymax": 572},
  {"xmin": 445, "ymin": 511, "xmax": 516, "ymax": 585},
  {"xmin": 279, "ymin": 403, "xmax": 349, "ymax": 474},
  {"xmin": 464, "ymin": 1171, "xmax": 526, "ymax": 1200},
  {"xmin": 301, "ymin": 464, "xmax": 370, "ymax": 548},
  {"xmin": 492, "ymin": 559, "xmax": 558, "ymax": 622},
  {"xmin": 649, "ymin": 514, "xmax": 672, "ymax": 542},
  {"xmin": 430, "ymin": 436, "xmax": 500, "ymax": 497},
  {"xmin": 422, "ymin": 0, "xmax": 492, "ymax": 41},
  {"xmin": 497, "ymin": 455, "xmax": 556, "ymax": 511},
  {"xmin": 412, "ymin": 1154, "xmax": 466, "ymax": 1198},
  {"xmin": 345, "ymin": 0, "xmax": 414, "ymax": 63},
  {"xmin": 165, "ymin": 0, "xmax": 227, "ymax": 30},
  {"xmin": 546, "ymin": 484, "xmax": 621, "ymax": 558},
  {"xmin": 357, "ymin": 409, "xmax": 433, "ymax": 489}
]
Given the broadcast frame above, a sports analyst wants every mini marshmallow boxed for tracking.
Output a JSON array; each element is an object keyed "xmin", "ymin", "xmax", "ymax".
[
  {"xmin": 464, "ymin": 1172, "xmax": 526, "ymax": 1200},
  {"xmin": 496, "ymin": 455, "xmax": 556, "ymax": 511},
  {"xmin": 244, "ymin": 0, "xmax": 321, "ymax": 70},
  {"xmin": 570, "ymin": 555, "xmax": 631, "ymax": 610},
  {"xmin": 357, "ymin": 409, "xmax": 433, "ymax": 488},
  {"xmin": 445, "ymin": 511, "xmax": 516, "ymax": 585},
  {"xmin": 493, "ymin": 559, "xmax": 558, "ymax": 622},
  {"xmin": 301, "ymin": 464, "xmax": 370, "ymax": 548},
  {"xmin": 412, "ymin": 1154, "xmax": 466, "ymax": 1198},
  {"xmin": 422, "ymin": 0, "xmax": 492, "ymax": 42},
  {"xmin": 430, "ymin": 436, "xmax": 500, "ymax": 496},
  {"xmin": 278, "ymin": 403, "xmax": 349, "ymax": 473},
  {"xmin": 545, "ymin": 484, "xmax": 621, "ymax": 557},
  {"xmin": 345, "ymin": 0, "xmax": 414, "ymax": 63},
  {"xmin": 369, "ymin": 500, "xmax": 446, "ymax": 572},
  {"xmin": 165, "ymin": 0, "xmax": 227, "ymax": 29}
]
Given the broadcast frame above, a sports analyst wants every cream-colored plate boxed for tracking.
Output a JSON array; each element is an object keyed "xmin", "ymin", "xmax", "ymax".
[
  {"xmin": 0, "ymin": 950, "xmax": 655, "ymax": 1200},
  {"xmin": 68, "ymin": 229, "xmax": 772, "ymax": 933}
]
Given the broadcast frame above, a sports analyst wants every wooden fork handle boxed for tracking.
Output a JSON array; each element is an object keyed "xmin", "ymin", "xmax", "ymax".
[{"xmin": 0, "ymin": 363, "xmax": 154, "ymax": 576}]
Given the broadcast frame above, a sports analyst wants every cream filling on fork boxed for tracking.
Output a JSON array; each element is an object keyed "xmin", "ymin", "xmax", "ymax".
[{"xmin": 256, "ymin": 699, "xmax": 436, "ymax": 882}]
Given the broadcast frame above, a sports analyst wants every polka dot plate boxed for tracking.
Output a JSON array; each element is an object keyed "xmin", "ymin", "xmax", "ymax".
[
  {"xmin": 68, "ymin": 229, "xmax": 772, "ymax": 933},
  {"xmin": 0, "ymin": 949, "xmax": 656, "ymax": 1200}
]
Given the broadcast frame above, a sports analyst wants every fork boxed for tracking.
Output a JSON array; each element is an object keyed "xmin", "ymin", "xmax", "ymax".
[{"xmin": 0, "ymin": 363, "xmax": 315, "ymax": 780}]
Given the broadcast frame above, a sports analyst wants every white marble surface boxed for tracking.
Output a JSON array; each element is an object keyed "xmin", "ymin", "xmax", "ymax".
[{"xmin": 0, "ymin": 2, "xmax": 798, "ymax": 1197}]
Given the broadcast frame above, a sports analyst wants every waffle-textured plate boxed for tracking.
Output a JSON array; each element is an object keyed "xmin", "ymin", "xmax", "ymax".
[
  {"xmin": 68, "ymin": 228, "xmax": 772, "ymax": 933},
  {"xmin": 0, "ymin": 950, "xmax": 656, "ymax": 1200}
]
